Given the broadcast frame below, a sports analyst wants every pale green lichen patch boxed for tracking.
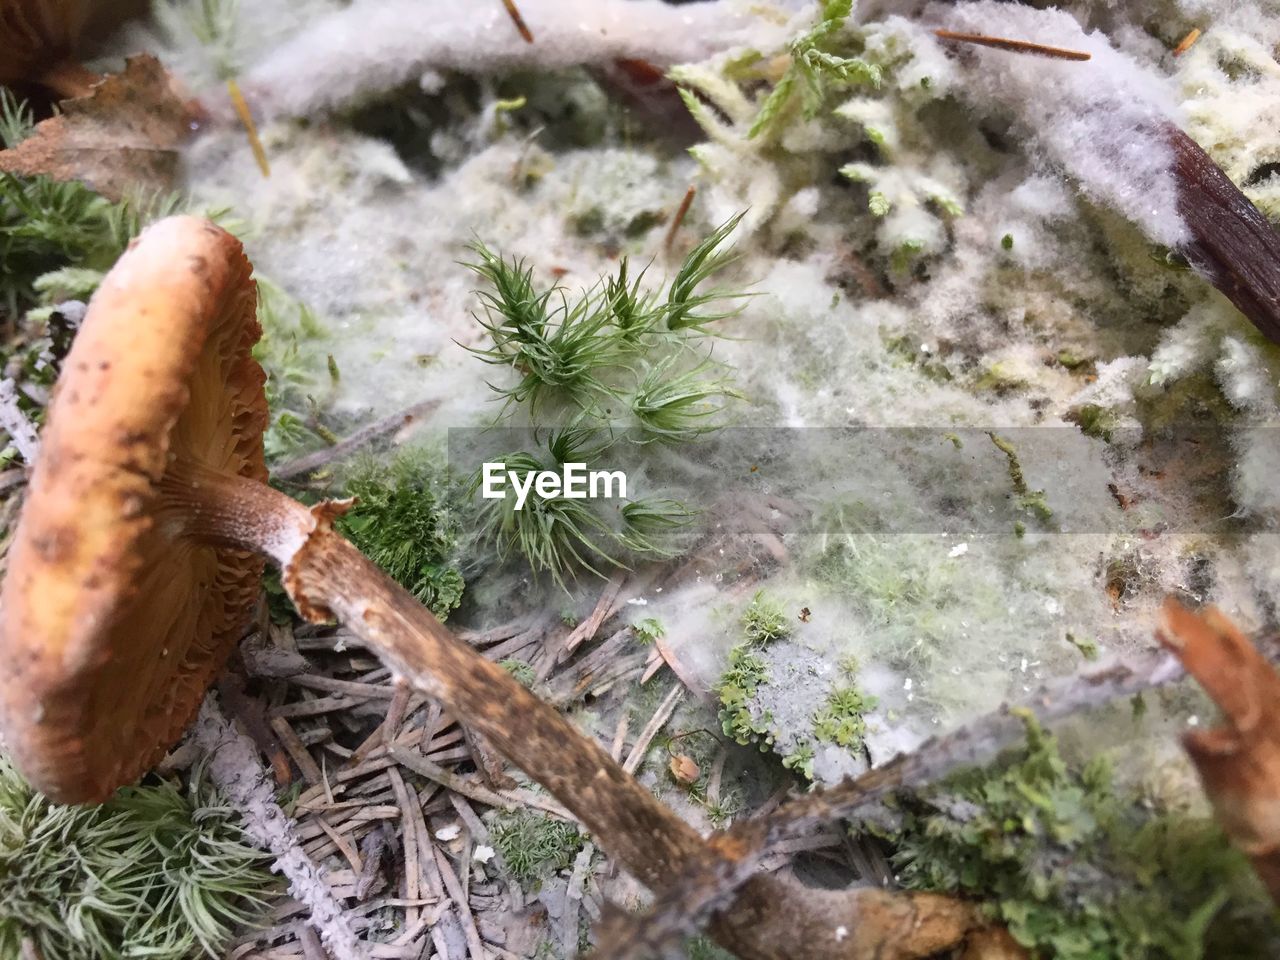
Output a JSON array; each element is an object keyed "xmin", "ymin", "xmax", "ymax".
[{"xmin": 883, "ymin": 714, "xmax": 1280, "ymax": 959}]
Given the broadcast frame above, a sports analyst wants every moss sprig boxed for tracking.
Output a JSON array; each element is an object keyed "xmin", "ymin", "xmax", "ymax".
[
  {"xmin": 0, "ymin": 756, "xmax": 274, "ymax": 960},
  {"xmin": 336, "ymin": 453, "xmax": 467, "ymax": 619},
  {"xmin": 748, "ymin": 0, "xmax": 881, "ymax": 141},
  {"xmin": 465, "ymin": 217, "xmax": 747, "ymax": 585},
  {"xmin": 489, "ymin": 809, "xmax": 584, "ymax": 887},
  {"xmin": 887, "ymin": 714, "xmax": 1279, "ymax": 959}
]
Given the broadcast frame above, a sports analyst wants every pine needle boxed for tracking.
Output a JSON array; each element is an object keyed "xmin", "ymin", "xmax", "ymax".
[
  {"xmin": 933, "ymin": 29, "xmax": 1092, "ymax": 62},
  {"xmin": 501, "ymin": 0, "xmax": 535, "ymax": 44},
  {"xmin": 227, "ymin": 79, "xmax": 270, "ymax": 177}
]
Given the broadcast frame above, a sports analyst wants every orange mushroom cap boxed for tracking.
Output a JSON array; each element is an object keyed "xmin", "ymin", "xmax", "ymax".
[
  {"xmin": 0, "ymin": 216, "xmax": 268, "ymax": 803},
  {"xmin": 0, "ymin": 0, "xmax": 89, "ymax": 85}
]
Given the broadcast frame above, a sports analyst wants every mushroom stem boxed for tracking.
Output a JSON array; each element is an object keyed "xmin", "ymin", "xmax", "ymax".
[{"xmin": 160, "ymin": 460, "xmax": 710, "ymax": 889}]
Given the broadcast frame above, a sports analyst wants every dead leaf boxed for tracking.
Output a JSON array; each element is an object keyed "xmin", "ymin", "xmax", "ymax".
[
  {"xmin": 0, "ymin": 54, "xmax": 193, "ymax": 200},
  {"xmin": 669, "ymin": 753, "xmax": 700, "ymax": 785},
  {"xmin": 1157, "ymin": 599, "xmax": 1280, "ymax": 902}
]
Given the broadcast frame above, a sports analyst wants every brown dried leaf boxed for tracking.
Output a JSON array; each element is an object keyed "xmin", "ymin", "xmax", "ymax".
[
  {"xmin": 0, "ymin": 54, "xmax": 192, "ymax": 200},
  {"xmin": 1157, "ymin": 599, "xmax": 1280, "ymax": 902}
]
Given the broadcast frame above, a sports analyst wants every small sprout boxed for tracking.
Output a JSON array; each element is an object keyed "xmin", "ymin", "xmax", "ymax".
[
  {"xmin": 665, "ymin": 213, "xmax": 749, "ymax": 331},
  {"xmin": 475, "ymin": 450, "xmax": 622, "ymax": 587},
  {"xmin": 742, "ymin": 590, "xmax": 791, "ymax": 646},
  {"xmin": 465, "ymin": 244, "xmax": 627, "ymax": 415},
  {"xmin": 749, "ymin": 0, "xmax": 880, "ymax": 140},
  {"xmin": 605, "ymin": 257, "xmax": 661, "ymax": 341},
  {"xmin": 493, "ymin": 95, "xmax": 527, "ymax": 113},
  {"xmin": 326, "ymin": 352, "xmax": 340, "ymax": 382},
  {"xmin": 868, "ymin": 192, "xmax": 892, "ymax": 217},
  {"xmin": 631, "ymin": 356, "xmax": 738, "ymax": 444},
  {"xmin": 1001, "ymin": 232, "xmax": 1015, "ymax": 250},
  {"xmin": 633, "ymin": 617, "xmax": 666, "ymax": 645},
  {"xmin": 620, "ymin": 497, "xmax": 695, "ymax": 556}
]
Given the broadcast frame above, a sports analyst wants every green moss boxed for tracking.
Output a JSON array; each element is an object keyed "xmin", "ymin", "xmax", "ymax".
[
  {"xmin": 881, "ymin": 332, "xmax": 954, "ymax": 383},
  {"xmin": 974, "ymin": 362, "xmax": 1028, "ymax": 394},
  {"xmin": 464, "ymin": 223, "xmax": 742, "ymax": 584},
  {"xmin": 489, "ymin": 810, "xmax": 583, "ymax": 887},
  {"xmin": 1001, "ymin": 232, "xmax": 1015, "ymax": 250},
  {"xmin": 337, "ymin": 453, "xmax": 466, "ymax": 619},
  {"xmin": 886, "ymin": 714, "xmax": 1279, "ymax": 959},
  {"xmin": 1066, "ymin": 632, "xmax": 1100, "ymax": 661},
  {"xmin": 781, "ymin": 741, "xmax": 816, "ymax": 781},
  {"xmin": 685, "ymin": 937, "xmax": 739, "ymax": 960},
  {"xmin": 1055, "ymin": 350, "xmax": 1090, "ymax": 370},
  {"xmin": 0, "ymin": 757, "xmax": 275, "ymax": 960},
  {"xmin": 741, "ymin": 590, "xmax": 791, "ymax": 647},
  {"xmin": 813, "ymin": 685, "xmax": 878, "ymax": 752},
  {"xmin": 988, "ymin": 432, "xmax": 1054, "ymax": 528},
  {"xmin": 747, "ymin": 0, "xmax": 880, "ymax": 141},
  {"xmin": 500, "ymin": 658, "xmax": 536, "ymax": 687},
  {"xmin": 632, "ymin": 617, "xmax": 666, "ymax": 645},
  {"xmin": 1070, "ymin": 403, "xmax": 1119, "ymax": 443},
  {"xmin": 716, "ymin": 644, "xmax": 773, "ymax": 747}
]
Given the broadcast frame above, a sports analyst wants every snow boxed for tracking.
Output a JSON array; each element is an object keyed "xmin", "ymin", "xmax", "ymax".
[
  {"xmin": 932, "ymin": 1, "xmax": 1190, "ymax": 247},
  {"xmin": 243, "ymin": 0, "xmax": 785, "ymax": 120}
]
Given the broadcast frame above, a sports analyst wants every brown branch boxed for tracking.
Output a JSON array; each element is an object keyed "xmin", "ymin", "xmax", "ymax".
[
  {"xmin": 271, "ymin": 398, "xmax": 439, "ymax": 480},
  {"xmin": 1166, "ymin": 124, "xmax": 1280, "ymax": 343}
]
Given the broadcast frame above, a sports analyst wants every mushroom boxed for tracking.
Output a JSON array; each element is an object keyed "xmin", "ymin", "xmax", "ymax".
[
  {"xmin": 0, "ymin": 216, "xmax": 995, "ymax": 960},
  {"xmin": 1, "ymin": 0, "xmax": 103, "ymax": 98},
  {"xmin": 0, "ymin": 214, "xmax": 702, "ymax": 879}
]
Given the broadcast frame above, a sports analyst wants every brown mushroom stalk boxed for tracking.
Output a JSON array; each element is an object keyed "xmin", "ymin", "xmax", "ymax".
[
  {"xmin": 0, "ymin": 217, "xmax": 994, "ymax": 960},
  {"xmin": 156, "ymin": 457, "xmax": 710, "ymax": 889}
]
